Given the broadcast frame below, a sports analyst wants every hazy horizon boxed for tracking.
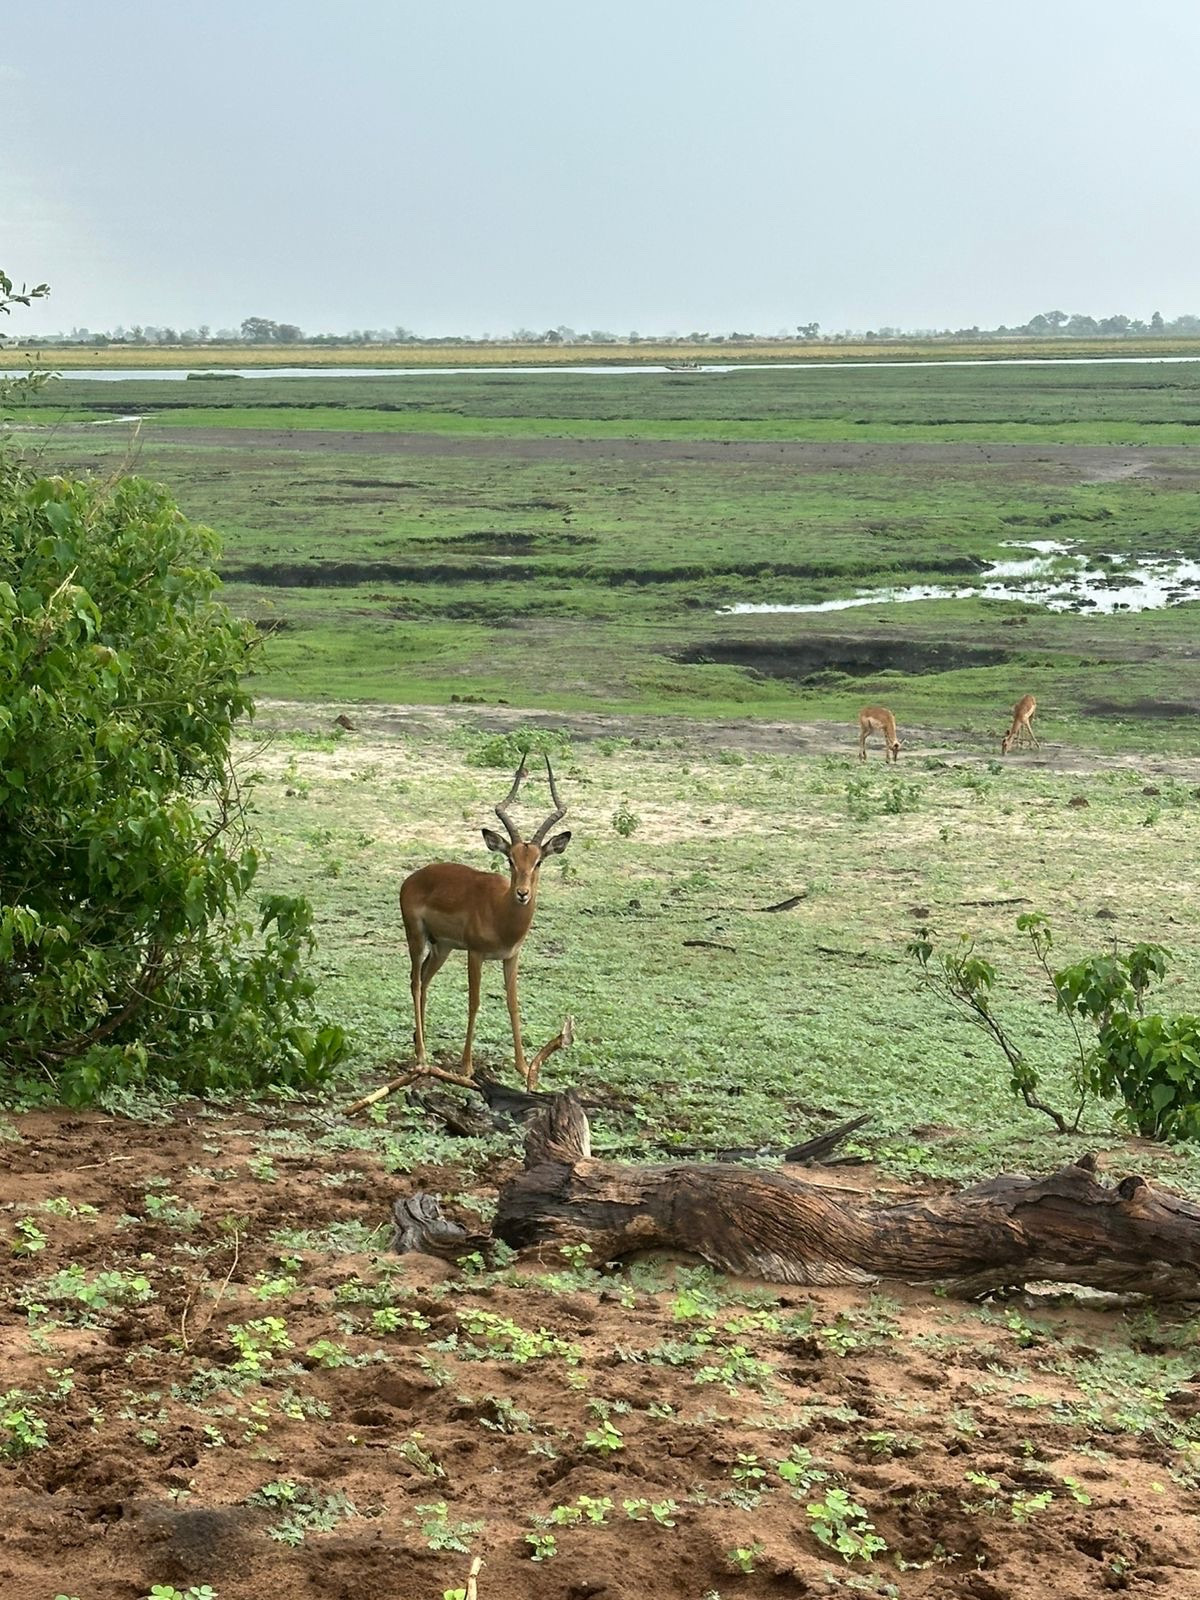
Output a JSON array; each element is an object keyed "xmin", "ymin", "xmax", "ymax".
[{"xmin": 4, "ymin": 0, "xmax": 1199, "ymax": 337}]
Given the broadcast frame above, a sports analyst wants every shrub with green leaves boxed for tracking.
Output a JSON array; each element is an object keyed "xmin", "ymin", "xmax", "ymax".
[
  {"xmin": 0, "ymin": 462, "xmax": 346, "ymax": 1103},
  {"xmin": 462, "ymin": 725, "xmax": 572, "ymax": 769},
  {"xmin": 912, "ymin": 913, "xmax": 1200, "ymax": 1140},
  {"xmin": 1055, "ymin": 941, "xmax": 1200, "ymax": 1139}
]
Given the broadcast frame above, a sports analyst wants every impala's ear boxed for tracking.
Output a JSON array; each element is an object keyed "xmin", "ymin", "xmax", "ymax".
[
  {"xmin": 482, "ymin": 828, "xmax": 512, "ymax": 857},
  {"xmin": 540, "ymin": 830, "xmax": 572, "ymax": 858}
]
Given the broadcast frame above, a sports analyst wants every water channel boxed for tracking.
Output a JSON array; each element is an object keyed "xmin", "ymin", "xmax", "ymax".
[{"xmin": 722, "ymin": 541, "xmax": 1200, "ymax": 617}]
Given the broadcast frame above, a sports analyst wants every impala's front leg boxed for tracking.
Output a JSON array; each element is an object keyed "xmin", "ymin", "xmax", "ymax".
[
  {"xmin": 462, "ymin": 950, "xmax": 483, "ymax": 1074},
  {"xmin": 503, "ymin": 954, "xmax": 527, "ymax": 1086}
]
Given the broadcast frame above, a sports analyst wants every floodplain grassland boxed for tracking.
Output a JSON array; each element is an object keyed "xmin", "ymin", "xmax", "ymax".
[
  {"xmin": 5, "ymin": 724, "xmax": 1200, "ymax": 1599},
  {"xmin": 9, "ymin": 332, "xmax": 1200, "ymax": 368},
  {"xmin": 18, "ymin": 359, "xmax": 1200, "ymax": 749}
]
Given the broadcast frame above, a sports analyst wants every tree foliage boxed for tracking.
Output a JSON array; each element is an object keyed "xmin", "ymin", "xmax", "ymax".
[
  {"xmin": 0, "ymin": 462, "xmax": 346, "ymax": 1104},
  {"xmin": 0, "ymin": 272, "xmax": 52, "ymax": 410}
]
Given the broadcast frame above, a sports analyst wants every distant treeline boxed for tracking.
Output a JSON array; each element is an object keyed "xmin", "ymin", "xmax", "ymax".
[{"xmin": 23, "ymin": 310, "xmax": 1200, "ymax": 347}]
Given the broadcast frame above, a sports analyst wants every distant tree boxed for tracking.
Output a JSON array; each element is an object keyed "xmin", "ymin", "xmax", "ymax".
[
  {"xmin": 796, "ymin": 322, "xmax": 821, "ymax": 339},
  {"xmin": 1023, "ymin": 311, "xmax": 1068, "ymax": 336},
  {"xmin": 274, "ymin": 322, "xmax": 303, "ymax": 343},
  {"xmin": 1065, "ymin": 314, "xmax": 1098, "ymax": 336},
  {"xmin": 240, "ymin": 316, "xmax": 278, "ymax": 342},
  {"xmin": 1150, "ymin": 311, "xmax": 1164, "ymax": 332},
  {"xmin": 1098, "ymin": 314, "xmax": 1131, "ymax": 335},
  {"xmin": 197, "ymin": 324, "xmax": 210, "ymax": 342}
]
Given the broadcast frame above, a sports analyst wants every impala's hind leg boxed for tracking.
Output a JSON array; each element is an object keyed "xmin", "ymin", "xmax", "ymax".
[
  {"xmin": 403, "ymin": 916, "xmax": 429, "ymax": 1064},
  {"xmin": 415, "ymin": 942, "xmax": 451, "ymax": 1064}
]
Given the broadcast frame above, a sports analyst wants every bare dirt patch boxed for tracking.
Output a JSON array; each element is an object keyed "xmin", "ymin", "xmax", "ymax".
[
  {"xmin": 255, "ymin": 697, "xmax": 1200, "ymax": 782},
  {"xmin": 3, "ymin": 1108, "xmax": 1200, "ymax": 1599}
]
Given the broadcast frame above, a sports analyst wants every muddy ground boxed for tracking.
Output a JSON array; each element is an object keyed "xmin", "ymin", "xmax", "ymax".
[
  {"xmin": 38, "ymin": 422, "xmax": 1200, "ymax": 488},
  {"xmin": 3, "ymin": 1104, "xmax": 1199, "ymax": 1600}
]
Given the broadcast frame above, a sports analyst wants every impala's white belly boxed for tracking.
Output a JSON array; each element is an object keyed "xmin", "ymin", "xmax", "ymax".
[{"xmin": 426, "ymin": 926, "xmax": 517, "ymax": 961}]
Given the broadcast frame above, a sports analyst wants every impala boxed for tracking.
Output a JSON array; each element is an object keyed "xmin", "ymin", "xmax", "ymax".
[
  {"xmin": 1001, "ymin": 694, "xmax": 1039, "ymax": 755},
  {"xmin": 400, "ymin": 754, "xmax": 571, "ymax": 1088},
  {"xmin": 858, "ymin": 705, "xmax": 902, "ymax": 763}
]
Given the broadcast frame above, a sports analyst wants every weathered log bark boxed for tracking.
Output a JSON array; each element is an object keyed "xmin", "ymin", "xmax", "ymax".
[{"xmin": 486, "ymin": 1094, "xmax": 1200, "ymax": 1300}]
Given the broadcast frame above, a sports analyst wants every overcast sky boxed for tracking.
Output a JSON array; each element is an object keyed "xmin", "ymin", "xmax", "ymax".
[{"xmin": 4, "ymin": 0, "xmax": 1199, "ymax": 337}]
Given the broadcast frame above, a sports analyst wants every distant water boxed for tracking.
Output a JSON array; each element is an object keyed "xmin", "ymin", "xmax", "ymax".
[
  {"xmin": 16, "ymin": 353, "xmax": 1200, "ymax": 381},
  {"xmin": 721, "ymin": 541, "xmax": 1200, "ymax": 617}
]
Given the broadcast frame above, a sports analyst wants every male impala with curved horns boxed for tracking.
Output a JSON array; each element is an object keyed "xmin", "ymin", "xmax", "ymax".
[
  {"xmin": 1001, "ymin": 694, "xmax": 1039, "ymax": 755},
  {"xmin": 858, "ymin": 705, "xmax": 902, "ymax": 763},
  {"xmin": 400, "ymin": 754, "xmax": 571, "ymax": 1088}
]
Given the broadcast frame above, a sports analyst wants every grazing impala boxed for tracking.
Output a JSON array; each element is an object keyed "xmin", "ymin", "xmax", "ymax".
[
  {"xmin": 1001, "ymin": 694, "xmax": 1039, "ymax": 755},
  {"xmin": 858, "ymin": 705, "xmax": 902, "ymax": 763},
  {"xmin": 400, "ymin": 754, "xmax": 571, "ymax": 1087}
]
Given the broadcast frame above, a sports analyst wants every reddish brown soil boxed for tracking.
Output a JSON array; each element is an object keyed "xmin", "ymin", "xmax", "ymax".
[{"xmin": 3, "ymin": 1106, "xmax": 1199, "ymax": 1600}]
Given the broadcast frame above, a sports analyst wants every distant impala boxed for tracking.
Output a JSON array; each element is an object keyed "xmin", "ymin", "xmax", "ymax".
[
  {"xmin": 1001, "ymin": 695, "xmax": 1039, "ymax": 755},
  {"xmin": 400, "ymin": 755, "xmax": 571, "ymax": 1087},
  {"xmin": 858, "ymin": 705, "xmax": 902, "ymax": 763}
]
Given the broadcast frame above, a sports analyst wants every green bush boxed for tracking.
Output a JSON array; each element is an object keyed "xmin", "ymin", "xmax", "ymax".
[
  {"xmin": 461, "ymin": 726, "xmax": 572, "ymax": 769},
  {"xmin": 0, "ymin": 463, "xmax": 346, "ymax": 1104}
]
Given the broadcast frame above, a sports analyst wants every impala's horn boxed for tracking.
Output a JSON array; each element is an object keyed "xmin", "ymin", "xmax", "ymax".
[
  {"xmin": 494, "ymin": 753, "xmax": 529, "ymax": 843},
  {"xmin": 530, "ymin": 755, "xmax": 568, "ymax": 845}
]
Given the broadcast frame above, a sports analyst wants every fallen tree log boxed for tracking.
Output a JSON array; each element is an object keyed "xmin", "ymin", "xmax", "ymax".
[{"xmin": 475, "ymin": 1093, "xmax": 1200, "ymax": 1300}]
